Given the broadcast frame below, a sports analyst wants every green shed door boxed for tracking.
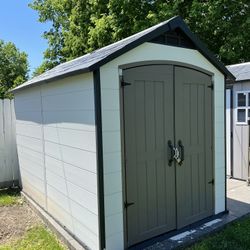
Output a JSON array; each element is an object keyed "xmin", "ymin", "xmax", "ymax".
[
  {"xmin": 175, "ymin": 66, "xmax": 214, "ymax": 228},
  {"xmin": 123, "ymin": 65, "xmax": 214, "ymax": 247},
  {"xmin": 123, "ymin": 65, "xmax": 176, "ymax": 246}
]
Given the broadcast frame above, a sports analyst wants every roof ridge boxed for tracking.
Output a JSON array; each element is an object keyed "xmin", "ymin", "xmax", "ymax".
[
  {"xmin": 237, "ymin": 70, "xmax": 250, "ymax": 74},
  {"xmin": 227, "ymin": 62, "xmax": 250, "ymax": 67}
]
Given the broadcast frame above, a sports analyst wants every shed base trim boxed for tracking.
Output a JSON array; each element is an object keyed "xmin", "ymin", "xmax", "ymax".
[{"xmin": 21, "ymin": 191, "xmax": 89, "ymax": 250}]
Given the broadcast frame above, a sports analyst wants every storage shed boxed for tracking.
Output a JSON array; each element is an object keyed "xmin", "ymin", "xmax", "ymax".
[
  {"xmin": 226, "ymin": 62, "xmax": 250, "ymax": 182},
  {"xmin": 12, "ymin": 16, "xmax": 234, "ymax": 250}
]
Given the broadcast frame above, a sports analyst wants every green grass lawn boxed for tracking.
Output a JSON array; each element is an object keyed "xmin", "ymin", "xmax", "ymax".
[
  {"xmin": 0, "ymin": 188, "xmax": 22, "ymax": 206},
  {"xmin": 0, "ymin": 225, "xmax": 66, "ymax": 250},
  {"xmin": 187, "ymin": 216, "xmax": 250, "ymax": 250},
  {"xmin": 0, "ymin": 188, "xmax": 66, "ymax": 249}
]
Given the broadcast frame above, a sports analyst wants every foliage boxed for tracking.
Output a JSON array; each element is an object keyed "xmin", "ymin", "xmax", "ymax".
[
  {"xmin": 0, "ymin": 225, "xmax": 66, "ymax": 250},
  {"xmin": 0, "ymin": 188, "xmax": 22, "ymax": 206},
  {"xmin": 0, "ymin": 40, "xmax": 29, "ymax": 98},
  {"xmin": 187, "ymin": 216, "xmax": 250, "ymax": 250},
  {"xmin": 32, "ymin": 61, "xmax": 54, "ymax": 77},
  {"xmin": 30, "ymin": 0, "xmax": 250, "ymax": 74},
  {"xmin": 187, "ymin": 0, "xmax": 250, "ymax": 64}
]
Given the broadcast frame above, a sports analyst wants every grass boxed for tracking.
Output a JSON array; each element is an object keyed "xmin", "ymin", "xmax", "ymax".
[
  {"xmin": 0, "ymin": 188, "xmax": 65, "ymax": 249},
  {"xmin": 0, "ymin": 225, "xmax": 66, "ymax": 250},
  {"xmin": 0, "ymin": 188, "xmax": 22, "ymax": 206},
  {"xmin": 1, "ymin": 187, "xmax": 247, "ymax": 250},
  {"xmin": 187, "ymin": 216, "xmax": 250, "ymax": 250}
]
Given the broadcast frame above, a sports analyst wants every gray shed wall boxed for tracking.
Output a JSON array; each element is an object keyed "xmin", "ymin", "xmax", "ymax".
[
  {"xmin": 233, "ymin": 80, "xmax": 250, "ymax": 180},
  {"xmin": 14, "ymin": 73, "xmax": 99, "ymax": 250}
]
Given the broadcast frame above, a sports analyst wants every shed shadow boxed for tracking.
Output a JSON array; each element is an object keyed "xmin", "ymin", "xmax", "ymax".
[{"xmin": 15, "ymin": 109, "xmax": 95, "ymax": 128}]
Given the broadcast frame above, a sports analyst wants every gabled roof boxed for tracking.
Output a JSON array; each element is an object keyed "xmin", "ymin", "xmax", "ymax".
[
  {"xmin": 227, "ymin": 62, "xmax": 250, "ymax": 82},
  {"xmin": 13, "ymin": 16, "xmax": 234, "ymax": 92}
]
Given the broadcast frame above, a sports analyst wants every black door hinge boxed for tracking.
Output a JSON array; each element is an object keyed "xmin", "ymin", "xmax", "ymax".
[
  {"xmin": 208, "ymin": 179, "xmax": 214, "ymax": 185},
  {"xmin": 124, "ymin": 201, "xmax": 135, "ymax": 209},
  {"xmin": 121, "ymin": 80, "xmax": 132, "ymax": 87},
  {"xmin": 120, "ymin": 76, "xmax": 132, "ymax": 87},
  {"xmin": 208, "ymin": 83, "xmax": 214, "ymax": 90}
]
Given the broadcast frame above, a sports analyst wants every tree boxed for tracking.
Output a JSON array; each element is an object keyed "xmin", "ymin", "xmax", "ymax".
[
  {"xmin": 0, "ymin": 40, "xmax": 29, "ymax": 99},
  {"xmin": 32, "ymin": 60, "xmax": 54, "ymax": 77},
  {"xmin": 187, "ymin": 0, "xmax": 250, "ymax": 64},
  {"xmin": 30, "ymin": 0, "xmax": 250, "ymax": 74},
  {"xmin": 30, "ymin": 0, "xmax": 108, "ymax": 71}
]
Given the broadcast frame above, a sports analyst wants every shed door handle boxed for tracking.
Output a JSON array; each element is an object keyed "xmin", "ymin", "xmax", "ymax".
[
  {"xmin": 178, "ymin": 140, "xmax": 184, "ymax": 165},
  {"xmin": 168, "ymin": 140, "xmax": 175, "ymax": 166}
]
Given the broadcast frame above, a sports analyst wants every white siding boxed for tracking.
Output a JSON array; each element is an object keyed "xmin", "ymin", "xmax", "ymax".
[
  {"xmin": 14, "ymin": 73, "xmax": 99, "ymax": 250},
  {"xmin": 100, "ymin": 42, "xmax": 226, "ymax": 249}
]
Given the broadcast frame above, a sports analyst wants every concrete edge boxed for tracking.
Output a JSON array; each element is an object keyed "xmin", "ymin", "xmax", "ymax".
[
  {"xmin": 177, "ymin": 212, "xmax": 250, "ymax": 249},
  {"xmin": 21, "ymin": 191, "xmax": 88, "ymax": 250}
]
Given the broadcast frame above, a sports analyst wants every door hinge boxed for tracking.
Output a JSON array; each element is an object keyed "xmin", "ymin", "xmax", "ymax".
[
  {"xmin": 208, "ymin": 83, "xmax": 214, "ymax": 90},
  {"xmin": 121, "ymin": 80, "xmax": 132, "ymax": 87},
  {"xmin": 124, "ymin": 201, "xmax": 135, "ymax": 209},
  {"xmin": 120, "ymin": 76, "xmax": 132, "ymax": 87},
  {"xmin": 208, "ymin": 179, "xmax": 214, "ymax": 185}
]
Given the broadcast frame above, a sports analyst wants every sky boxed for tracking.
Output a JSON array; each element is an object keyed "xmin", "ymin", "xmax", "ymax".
[{"xmin": 0, "ymin": 0, "xmax": 51, "ymax": 75}]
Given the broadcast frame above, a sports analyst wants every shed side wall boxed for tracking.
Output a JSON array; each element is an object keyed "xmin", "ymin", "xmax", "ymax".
[
  {"xmin": 14, "ymin": 73, "xmax": 99, "ymax": 250},
  {"xmin": 232, "ymin": 80, "xmax": 250, "ymax": 180},
  {"xmin": 100, "ymin": 42, "xmax": 225, "ymax": 250}
]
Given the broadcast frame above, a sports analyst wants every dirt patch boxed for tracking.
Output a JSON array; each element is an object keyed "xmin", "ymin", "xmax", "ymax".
[{"xmin": 0, "ymin": 201, "xmax": 41, "ymax": 245}]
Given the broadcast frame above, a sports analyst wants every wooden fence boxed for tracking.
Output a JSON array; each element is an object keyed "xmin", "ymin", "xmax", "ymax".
[{"xmin": 0, "ymin": 99, "xmax": 19, "ymax": 188}]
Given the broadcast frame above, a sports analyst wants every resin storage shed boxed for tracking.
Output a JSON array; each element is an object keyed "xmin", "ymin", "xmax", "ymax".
[
  {"xmin": 12, "ymin": 16, "xmax": 234, "ymax": 250},
  {"xmin": 226, "ymin": 62, "xmax": 250, "ymax": 182}
]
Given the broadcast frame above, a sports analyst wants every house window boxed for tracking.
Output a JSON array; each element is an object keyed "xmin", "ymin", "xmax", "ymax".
[
  {"xmin": 236, "ymin": 92, "xmax": 250, "ymax": 124},
  {"xmin": 238, "ymin": 93, "xmax": 246, "ymax": 107},
  {"xmin": 237, "ymin": 109, "xmax": 246, "ymax": 123}
]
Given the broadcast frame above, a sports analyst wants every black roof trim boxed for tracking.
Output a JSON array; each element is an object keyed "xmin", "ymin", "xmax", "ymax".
[
  {"xmin": 230, "ymin": 79, "xmax": 250, "ymax": 83},
  {"xmin": 12, "ymin": 16, "xmax": 234, "ymax": 92}
]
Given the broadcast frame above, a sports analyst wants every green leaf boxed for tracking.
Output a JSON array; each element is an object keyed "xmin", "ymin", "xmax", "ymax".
[{"xmin": 0, "ymin": 40, "xmax": 29, "ymax": 98}]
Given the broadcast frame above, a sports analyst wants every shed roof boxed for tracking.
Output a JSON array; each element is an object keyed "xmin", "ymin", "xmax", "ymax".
[
  {"xmin": 227, "ymin": 62, "xmax": 250, "ymax": 82},
  {"xmin": 13, "ymin": 16, "xmax": 234, "ymax": 92}
]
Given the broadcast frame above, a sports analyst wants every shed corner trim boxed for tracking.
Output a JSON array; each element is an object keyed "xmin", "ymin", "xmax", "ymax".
[{"xmin": 93, "ymin": 68, "xmax": 106, "ymax": 250}]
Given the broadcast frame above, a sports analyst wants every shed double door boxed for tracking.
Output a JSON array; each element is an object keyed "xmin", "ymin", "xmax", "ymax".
[{"xmin": 123, "ymin": 65, "xmax": 213, "ymax": 247}]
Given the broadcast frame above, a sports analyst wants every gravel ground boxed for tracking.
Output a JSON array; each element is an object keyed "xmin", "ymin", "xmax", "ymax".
[{"xmin": 0, "ymin": 201, "xmax": 41, "ymax": 245}]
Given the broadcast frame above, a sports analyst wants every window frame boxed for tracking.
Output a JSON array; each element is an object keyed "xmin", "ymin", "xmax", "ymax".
[{"xmin": 236, "ymin": 91, "xmax": 250, "ymax": 125}]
